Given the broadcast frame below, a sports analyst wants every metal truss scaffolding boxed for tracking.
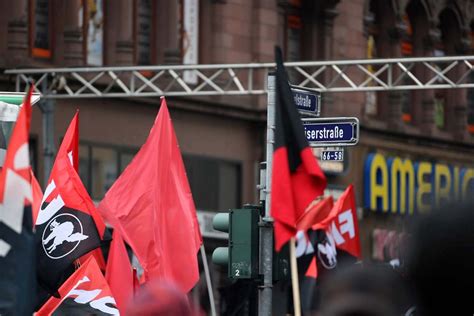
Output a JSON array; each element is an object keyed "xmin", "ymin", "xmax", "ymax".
[
  {"xmin": 5, "ymin": 55, "xmax": 474, "ymax": 316},
  {"xmin": 5, "ymin": 55, "xmax": 474, "ymax": 98}
]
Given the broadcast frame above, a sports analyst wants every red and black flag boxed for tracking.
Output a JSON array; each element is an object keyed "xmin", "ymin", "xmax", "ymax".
[
  {"xmin": 0, "ymin": 88, "xmax": 36, "ymax": 315},
  {"xmin": 36, "ymin": 257, "xmax": 119, "ymax": 315},
  {"xmin": 35, "ymin": 113, "xmax": 106, "ymax": 294},
  {"xmin": 296, "ymin": 185, "xmax": 361, "ymax": 313},
  {"xmin": 271, "ymin": 46, "xmax": 327, "ymax": 251}
]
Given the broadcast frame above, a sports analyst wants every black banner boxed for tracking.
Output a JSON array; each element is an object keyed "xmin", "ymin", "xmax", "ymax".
[
  {"xmin": 0, "ymin": 205, "xmax": 36, "ymax": 315},
  {"xmin": 36, "ymin": 204, "xmax": 101, "ymax": 293}
]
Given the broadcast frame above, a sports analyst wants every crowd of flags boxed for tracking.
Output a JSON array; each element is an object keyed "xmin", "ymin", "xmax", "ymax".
[
  {"xmin": 0, "ymin": 47, "xmax": 362, "ymax": 315},
  {"xmin": 0, "ymin": 93, "xmax": 202, "ymax": 315}
]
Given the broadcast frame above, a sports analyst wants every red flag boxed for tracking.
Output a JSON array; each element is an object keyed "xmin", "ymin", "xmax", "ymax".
[
  {"xmin": 99, "ymin": 97, "xmax": 202, "ymax": 292},
  {"xmin": 325, "ymin": 185, "xmax": 361, "ymax": 258},
  {"xmin": 36, "ymin": 257, "xmax": 119, "ymax": 315},
  {"xmin": 59, "ymin": 111, "xmax": 79, "ymax": 171},
  {"xmin": 0, "ymin": 87, "xmax": 36, "ymax": 315},
  {"xmin": 295, "ymin": 185, "xmax": 361, "ymax": 312},
  {"xmin": 35, "ymin": 113, "xmax": 106, "ymax": 293},
  {"xmin": 56, "ymin": 112, "xmax": 107, "ymax": 270},
  {"xmin": 0, "ymin": 88, "xmax": 32, "ymax": 208},
  {"xmin": 271, "ymin": 47, "xmax": 327, "ymax": 251},
  {"xmin": 296, "ymin": 196, "xmax": 334, "ymax": 232},
  {"xmin": 105, "ymin": 229, "xmax": 134, "ymax": 313}
]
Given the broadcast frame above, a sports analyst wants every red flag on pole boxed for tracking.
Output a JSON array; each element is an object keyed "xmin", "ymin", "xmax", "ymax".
[
  {"xmin": 99, "ymin": 97, "xmax": 202, "ymax": 292},
  {"xmin": 61, "ymin": 112, "xmax": 107, "ymax": 270},
  {"xmin": 105, "ymin": 229, "xmax": 134, "ymax": 313},
  {"xmin": 36, "ymin": 257, "xmax": 119, "ymax": 315},
  {"xmin": 55, "ymin": 111, "xmax": 79, "ymax": 171},
  {"xmin": 0, "ymin": 87, "xmax": 36, "ymax": 315},
  {"xmin": 35, "ymin": 113, "xmax": 106, "ymax": 293},
  {"xmin": 271, "ymin": 47, "xmax": 327, "ymax": 251},
  {"xmin": 325, "ymin": 185, "xmax": 361, "ymax": 258}
]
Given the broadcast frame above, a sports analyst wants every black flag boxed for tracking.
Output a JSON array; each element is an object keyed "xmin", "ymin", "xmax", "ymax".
[
  {"xmin": 296, "ymin": 185, "xmax": 361, "ymax": 313},
  {"xmin": 35, "ymin": 114, "xmax": 106, "ymax": 293}
]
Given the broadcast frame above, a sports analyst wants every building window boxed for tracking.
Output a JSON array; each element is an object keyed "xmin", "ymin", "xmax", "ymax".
[
  {"xmin": 79, "ymin": 142, "xmax": 138, "ymax": 200},
  {"xmin": 30, "ymin": 0, "xmax": 52, "ymax": 59},
  {"xmin": 183, "ymin": 155, "xmax": 241, "ymax": 212},
  {"xmin": 181, "ymin": 0, "xmax": 199, "ymax": 84},
  {"xmin": 135, "ymin": 0, "xmax": 153, "ymax": 65},
  {"xmin": 284, "ymin": 3, "xmax": 303, "ymax": 82},
  {"xmin": 285, "ymin": 6, "xmax": 302, "ymax": 63},
  {"xmin": 406, "ymin": 0, "xmax": 431, "ymax": 127},
  {"xmin": 86, "ymin": 0, "xmax": 104, "ymax": 66}
]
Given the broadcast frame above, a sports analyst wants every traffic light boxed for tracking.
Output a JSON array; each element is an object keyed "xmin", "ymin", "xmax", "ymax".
[{"xmin": 212, "ymin": 204, "xmax": 261, "ymax": 279}]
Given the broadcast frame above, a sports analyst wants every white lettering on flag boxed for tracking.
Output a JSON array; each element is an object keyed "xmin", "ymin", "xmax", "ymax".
[{"xmin": 36, "ymin": 180, "xmax": 65, "ymax": 226}]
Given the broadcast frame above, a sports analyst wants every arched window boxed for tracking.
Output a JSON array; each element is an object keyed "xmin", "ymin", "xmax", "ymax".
[
  {"xmin": 30, "ymin": 0, "xmax": 52, "ymax": 59},
  {"xmin": 363, "ymin": 0, "xmax": 400, "ymax": 120},
  {"xmin": 405, "ymin": 0, "xmax": 433, "ymax": 127},
  {"xmin": 438, "ymin": 7, "xmax": 465, "ymax": 132},
  {"xmin": 135, "ymin": 0, "xmax": 153, "ymax": 66},
  {"xmin": 85, "ymin": 0, "xmax": 104, "ymax": 66},
  {"xmin": 283, "ymin": 0, "xmax": 303, "ymax": 82}
]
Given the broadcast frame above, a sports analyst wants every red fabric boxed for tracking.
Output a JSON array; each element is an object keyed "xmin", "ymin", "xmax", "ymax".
[
  {"xmin": 98, "ymin": 98, "xmax": 202, "ymax": 293},
  {"xmin": 35, "ymin": 113, "xmax": 107, "ymax": 292},
  {"xmin": 326, "ymin": 185, "xmax": 361, "ymax": 258},
  {"xmin": 305, "ymin": 257, "xmax": 318, "ymax": 279},
  {"xmin": 0, "ymin": 88, "xmax": 32, "ymax": 203},
  {"xmin": 36, "ymin": 112, "xmax": 105, "ymax": 236},
  {"xmin": 77, "ymin": 248, "xmax": 107, "ymax": 271},
  {"xmin": 272, "ymin": 147, "xmax": 326, "ymax": 251},
  {"xmin": 305, "ymin": 185, "xmax": 361, "ymax": 259},
  {"xmin": 30, "ymin": 169, "xmax": 43, "ymax": 226},
  {"xmin": 296, "ymin": 196, "xmax": 334, "ymax": 232},
  {"xmin": 105, "ymin": 229, "xmax": 134, "ymax": 314},
  {"xmin": 36, "ymin": 257, "xmax": 118, "ymax": 316},
  {"xmin": 56, "ymin": 111, "xmax": 79, "ymax": 171}
]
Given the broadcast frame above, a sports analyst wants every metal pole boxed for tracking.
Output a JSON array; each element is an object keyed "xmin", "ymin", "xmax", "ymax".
[
  {"xmin": 199, "ymin": 245, "xmax": 217, "ymax": 316},
  {"xmin": 40, "ymin": 80, "xmax": 55, "ymax": 186},
  {"xmin": 258, "ymin": 73, "xmax": 275, "ymax": 316}
]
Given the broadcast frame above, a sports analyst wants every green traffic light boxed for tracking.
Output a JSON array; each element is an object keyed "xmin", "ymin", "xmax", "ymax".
[
  {"xmin": 212, "ymin": 247, "xmax": 229, "ymax": 266},
  {"xmin": 212, "ymin": 213, "xmax": 229, "ymax": 232}
]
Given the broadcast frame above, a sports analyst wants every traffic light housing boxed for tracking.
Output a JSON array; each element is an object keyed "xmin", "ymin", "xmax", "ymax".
[{"xmin": 212, "ymin": 205, "xmax": 261, "ymax": 279}]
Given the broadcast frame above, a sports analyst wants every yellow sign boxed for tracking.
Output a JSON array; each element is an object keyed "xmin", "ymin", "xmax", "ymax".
[{"xmin": 364, "ymin": 153, "xmax": 474, "ymax": 215}]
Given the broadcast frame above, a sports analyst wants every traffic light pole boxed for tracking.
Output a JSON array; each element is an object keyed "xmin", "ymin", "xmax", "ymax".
[
  {"xmin": 258, "ymin": 74, "xmax": 275, "ymax": 316},
  {"xmin": 37, "ymin": 79, "xmax": 55, "ymax": 186}
]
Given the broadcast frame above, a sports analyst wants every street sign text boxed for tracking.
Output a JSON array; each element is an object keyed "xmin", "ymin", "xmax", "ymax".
[
  {"xmin": 291, "ymin": 86, "xmax": 321, "ymax": 116},
  {"xmin": 302, "ymin": 117, "xmax": 359, "ymax": 147}
]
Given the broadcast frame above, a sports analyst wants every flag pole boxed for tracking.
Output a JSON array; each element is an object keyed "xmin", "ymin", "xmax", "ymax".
[
  {"xmin": 200, "ymin": 244, "xmax": 217, "ymax": 316},
  {"xmin": 258, "ymin": 73, "xmax": 276, "ymax": 316},
  {"xmin": 289, "ymin": 237, "xmax": 302, "ymax": 316}
]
